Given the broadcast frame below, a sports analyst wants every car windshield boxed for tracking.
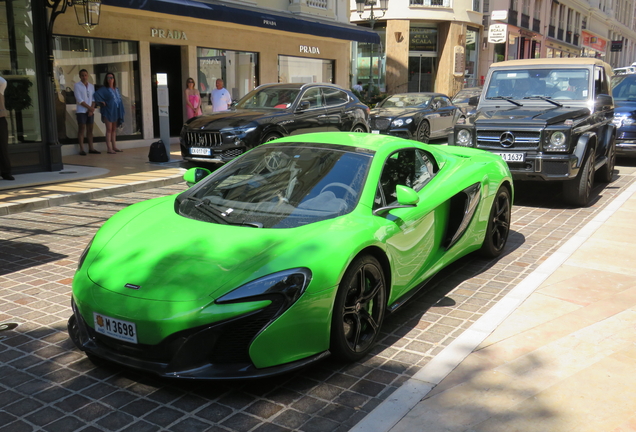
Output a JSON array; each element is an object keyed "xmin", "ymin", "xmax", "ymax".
[
  {"xmin": 485, "ymin": 68, "xmax": 590, "ymax": 101},
  {"xmin": 379, "ymin": 94, "xmax": 431, "ymax": 108},
  {"xmin": 612, "ymin": 75, "xmax": 636, "ymax": 101},
  {"xmin": 235, "ymin": 87, "xmax": 301, "ymax": 109},
  {"xmin": 178, "ymin": 144, "xmax": 373, "ymax": 228}
]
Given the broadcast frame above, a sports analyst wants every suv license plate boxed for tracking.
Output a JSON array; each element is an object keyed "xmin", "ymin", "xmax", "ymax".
[
  {"xmin": 190, "ymin": 147, "xmax": 211, "ymax": 156},
  {"xmin": 494, "ymin": 152, "xmax": 525, "ymax": 162},
  {"xmin": 93, "ymin": 312, "xmax": 138, "ymax": 344}
]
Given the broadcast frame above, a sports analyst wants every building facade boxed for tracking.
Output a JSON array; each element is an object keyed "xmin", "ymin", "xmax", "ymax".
[
  {"xmin": 350, "ymin": 0, "xmax": 484, "ymax": 98},
  {"xmin": 4, "ymin": 0, "xmax": 375, "ymax": 174}
]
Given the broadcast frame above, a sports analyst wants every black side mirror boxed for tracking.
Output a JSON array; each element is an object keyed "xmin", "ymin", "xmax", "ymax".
[
  {"xmin": 469, "ymin": 95, "xmax": 480, "ymax": 106},
  {"xmin": 595, "ymin": 94, "xmax": 613, "ymax": 110},
  {"xmin": 297, "ymin": 101, "xmax": 310, "ymax": 111}
]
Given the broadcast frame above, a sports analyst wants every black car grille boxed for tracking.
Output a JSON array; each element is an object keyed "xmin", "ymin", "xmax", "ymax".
[
  {"xmin": 371, "ymin": 118, "xmax": 391, "ymax": 130},
  {"xmin": 476, "ymin": 130, "xmax": 541, "ymax": 150},
  {"xmin": 184, "ymin": 132, "xmax": 223, "ymax": 147},
  {"xmin": 618, "ymin": 130, "xmax": 636, "ymax": 140},
  {"xmin": 222, "ymin": 148, "xmax": 244, "ymax": 159}
]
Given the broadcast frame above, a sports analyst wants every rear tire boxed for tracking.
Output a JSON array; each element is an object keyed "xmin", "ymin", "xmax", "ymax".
[
  {"xmin": 480, "ymin": 186, "xmax": 511, "ymax": 258},
  {"xmin": 331, "ymin": 255, "xmax": 386, "ymax": 362},
  {"xmin": 563, "ymin": 151, "xmax": 594, "ymax": 207}
]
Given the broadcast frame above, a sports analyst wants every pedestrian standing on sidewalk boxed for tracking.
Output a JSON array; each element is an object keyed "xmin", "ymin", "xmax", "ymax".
[
  {"xmin": 185, "ymin": 77, "xmax": 202, "ymax": 119},
  {"xmin": 211, "ymin": 79, "xmax": 232, "ymax": 112},
  {"xmin": 74, "ymin": 69, "xmax": 100, "ymax": 155},
  {"xmin": 94, "ymin": 72, "xmax": 125, "ymax": 154},
  {"xmin": 0, "ymin": 75, "xmax": 13, "ymax": 181}
]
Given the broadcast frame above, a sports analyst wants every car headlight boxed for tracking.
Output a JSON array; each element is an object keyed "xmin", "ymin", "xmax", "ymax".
[
  {"xmin": 222, "ymin": 126, "xmax": 257, "ymax": 138},
  {"xmin": 545, "ymin": 131, "xmax": 568, "ymax": 152},
  {"xmin": 391, "ymin": 118, "xmax": 413, "ymax": 127},
  {"xmin": 215, "ymin": 268, "xmax": 312, "ymax": 312},
  {"xmin": 456, "ymin": 129, "xmax": 472, "ymax": 146}
]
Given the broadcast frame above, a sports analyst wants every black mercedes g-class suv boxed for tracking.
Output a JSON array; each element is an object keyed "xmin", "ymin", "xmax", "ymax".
[{"xmin": 449, "ymin": 58, "xmax": 616, "ymax": 206}]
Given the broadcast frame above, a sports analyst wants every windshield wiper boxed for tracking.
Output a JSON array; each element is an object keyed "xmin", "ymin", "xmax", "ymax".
[
  {"xmin": 182, "ymin": 196, "xmax": 229, "ymax": 225},
  {"xmin": 523, "ymin": 96, "xmax": 563, "ymax": 107},
  {"xmin": 486, "ymin": 96, "xmax": 523, "ymax": 106}
]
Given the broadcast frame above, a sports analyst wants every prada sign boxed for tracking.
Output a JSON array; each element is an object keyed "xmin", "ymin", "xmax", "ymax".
[{"xmin": 151, "ymin": 28, "xmax": 188, "ymax": 40}]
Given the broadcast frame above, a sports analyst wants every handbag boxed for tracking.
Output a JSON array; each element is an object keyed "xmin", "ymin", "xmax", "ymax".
[{"xmin": 62, "ymin": 87, "xmax": 76, "ymax": 105}]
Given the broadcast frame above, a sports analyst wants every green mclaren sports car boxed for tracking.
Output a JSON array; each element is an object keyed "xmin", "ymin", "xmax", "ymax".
[{"xmin": 68, "ymin": 132, "xmax": 513, "ymax": 379}]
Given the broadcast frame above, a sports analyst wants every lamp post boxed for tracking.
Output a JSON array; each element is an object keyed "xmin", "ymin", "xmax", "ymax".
[
  {"xmin": 355, "ymin": 0, "xmax": 388, "ymax": 100},
  {"xmin": 42, "ymin": 0, "xmax": 101, "ymax": 170}
]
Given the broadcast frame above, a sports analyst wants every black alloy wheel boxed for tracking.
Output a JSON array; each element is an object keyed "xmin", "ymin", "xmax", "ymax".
[
  {"xmin": 331, "ymin": 255, "xmax": 386, "ymax": 362},
  {"xmin": 480, "ymin": 185, "xmax": 511, "ymax": 258},
  {"xmin": 262, "ymin": 133, "xmax": 282, "ymax": 144},
  {"xmin": 416, "ymin": 120, "xmax": 430, "ymax": 143}
]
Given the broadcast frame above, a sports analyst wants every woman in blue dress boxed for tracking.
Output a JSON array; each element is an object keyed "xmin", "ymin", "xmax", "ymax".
[{"xmin": 94, "ymin": 72, "xmax": 125, "ymax": 154}]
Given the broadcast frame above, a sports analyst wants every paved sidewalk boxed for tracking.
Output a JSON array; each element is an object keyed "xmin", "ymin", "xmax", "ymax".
[
  {"xmin": 352, "ymin": 180, "xmax": 636, "ymax": 432},
  {"xmin": 0, "ymin": 145, "xmax": 189, "ymax": 215}
]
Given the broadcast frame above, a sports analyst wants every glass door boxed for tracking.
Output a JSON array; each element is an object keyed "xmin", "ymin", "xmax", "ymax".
[{"xmin": 408, "ymin": 55, "xmax": 436, "ymax": 92}]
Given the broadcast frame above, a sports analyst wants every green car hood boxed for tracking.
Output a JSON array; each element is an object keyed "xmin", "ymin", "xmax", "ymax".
[{"xmin": 86, "ymin": 197, "xmax": 359, "ymax": 302}]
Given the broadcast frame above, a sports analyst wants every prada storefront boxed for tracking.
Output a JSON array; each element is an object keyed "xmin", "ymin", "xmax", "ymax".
[{"xmin": 12, "ymin": 0, "xmax": 378, "ymax": 173}]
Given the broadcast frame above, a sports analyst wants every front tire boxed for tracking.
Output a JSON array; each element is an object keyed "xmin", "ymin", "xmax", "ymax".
[
  {"xmin": 351, "ymin": 124, "xmax": 367, "ymax": 133},
  {"xmin": 416, "ymin": 120, "xmax": 430, "ymax": 143},
  {"xmin": 596, "ymin": 141, "xmax": 615, "ymax": 183},
  {"xmin": 331, "ymin": 255, "xmax": 386, "ymax": 362},
  {"xmin": 261, "ymin": 132, "xmax": 282, "ymax": 144},
  {"xmin": 480, "ymin": 185, "xmax": 511, "ymax": 258},
  {"xmin": 563, "ymin": 151, "xmax": 594, "ymax": 207}
]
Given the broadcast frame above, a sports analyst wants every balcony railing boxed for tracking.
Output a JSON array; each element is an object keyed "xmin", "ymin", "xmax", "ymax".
[
  {"xmin": 573, "ymin": 34, "xmax": 579, "ymax": 45},
  {"xmin": 533, "ymin": 18, "xmax": 540, "ymax": 32},
  {"xmin": 557, "ymin": 28, "xmax": 563, "ymax": 40},
  {"xmin": 548, "ymin": 25, "xmax": 555, "ymax": 37},
  {"xmin": 521, "ymin": 13, "xmax": 529, "ymax": 29},
  {"xmin": 566, "ymin": 31, "xmax": 571, "ymax": 43},
  {"xmin": 410, "ymin": 0, "xmax": 451, "ymax": 6},
  {"xmin": 307, "ymin": 0, "xmax": 328, "ymax": 8},
  {"xmin": 508, "ymin": 8, "xmax": 518, "ymax": 25}
]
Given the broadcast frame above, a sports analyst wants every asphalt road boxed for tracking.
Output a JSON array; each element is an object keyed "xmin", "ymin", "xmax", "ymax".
[{"xmin": 1, "ymin": 160, "xmax": 635, "ymax": 432}]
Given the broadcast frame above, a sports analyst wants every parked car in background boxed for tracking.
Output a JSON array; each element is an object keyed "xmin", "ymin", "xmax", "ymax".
[
  {"xmin": 369, "ymin": 93, "xmax": 463, "ymax": 143},
  {"xmin": 179, "ymin": 83, "xmax": 370, "ymax": 163},
  {"xmin": 68, "ymin": 132, "xmax": 513, "ymax": 379},
  {"xmin": 450, "ymin": 58, "xmax": 616, "ymax": 207},
  {"xmin": 613, "ymin": 66, "xmax": 636, "ymax": 75},
  {"xmin": 611, "ymin": 73, "xmax": 636, "ymax": 158},
  {"xmin": 451, "ymin": 86, "xmax": 482, "ymax": 116}
]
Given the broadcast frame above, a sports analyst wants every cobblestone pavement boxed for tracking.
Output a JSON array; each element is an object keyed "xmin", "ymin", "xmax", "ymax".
[{"xmin": 1, "ymin": 165, "xmax": 635, "ymax": 432}]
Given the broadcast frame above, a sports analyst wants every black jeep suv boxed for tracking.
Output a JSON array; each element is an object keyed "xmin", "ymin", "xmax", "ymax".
[{"xmin": 450, "ymin": 58, "xmax": 616, "ymax": 206}]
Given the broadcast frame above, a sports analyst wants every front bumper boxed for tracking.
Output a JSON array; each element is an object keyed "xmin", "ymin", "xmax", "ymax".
[
  {"xmin": 67, "ymin": 298, "xmax": 329, "ymax": 380},
  {"xmin": 180, "ymin": 142, "xmax": 247, "ymax": 163}
]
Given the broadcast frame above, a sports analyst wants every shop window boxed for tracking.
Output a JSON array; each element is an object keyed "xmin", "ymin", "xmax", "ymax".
[
  {"xmin": 278, "ymin": 56, "xmax": 334, "ymax": 84},
  {"xmin": 0, "ymin": 0, "xmax": 42, "ymax": 145},
  {"xmin": 197, "ymin": 48, "xmax": 258, "ymax": 115},
  {"xmin": 52, "ymin": 36, "xmax": 142, "ymax": 144}
]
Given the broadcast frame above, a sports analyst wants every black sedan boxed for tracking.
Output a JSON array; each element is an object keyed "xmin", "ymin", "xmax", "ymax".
[
  {"xmin": 180, "ymin": 83, "xmax": 370, "ymax": 163},
  {"xmin": 369, "ymin": 93, "xmax": 463, "ymax": 143}
]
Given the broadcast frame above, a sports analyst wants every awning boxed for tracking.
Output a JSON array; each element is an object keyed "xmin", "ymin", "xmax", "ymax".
[{"xmin": 104, "ymin": 0, "xmax": 380, "ymax": 44}]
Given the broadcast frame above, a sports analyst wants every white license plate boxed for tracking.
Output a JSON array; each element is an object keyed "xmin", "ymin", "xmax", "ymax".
[
  {"xmin": 190, "ymin": 147, "xmax": 211, "ymax": 156},
  {"xmin": 494, "ymin": 152, "xmax": 525, "ymax": 162},
  {"xmin": 371, "ymin": 130, "xmax": 380, "ymax": 134},
  {"xmin": 93, "ymin": 312, "xmax": 138, "ymax": 344}
]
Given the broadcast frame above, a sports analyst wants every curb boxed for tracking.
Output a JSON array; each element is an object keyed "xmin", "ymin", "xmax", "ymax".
[{"xmin": 0, "ymin": 173, "xmax": 185, "ymax": 216}]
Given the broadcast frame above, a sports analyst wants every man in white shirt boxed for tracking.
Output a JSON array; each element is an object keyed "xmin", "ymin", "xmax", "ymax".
[
  {"xmin": 74, "ymin": 69, "xmax": 99, "ymax": 155},
  {"xmin": 211, "ymin": 79, "xmax": 232, "ymax": 112}
]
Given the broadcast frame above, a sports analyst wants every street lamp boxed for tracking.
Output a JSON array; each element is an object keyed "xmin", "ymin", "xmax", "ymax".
[{"xmin": 355, "ymin": 0, "xmax": 388, "ymax": 99}]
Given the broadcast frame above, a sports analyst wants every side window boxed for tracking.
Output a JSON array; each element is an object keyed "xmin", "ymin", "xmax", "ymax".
[
  {"xmin": 300, "ymin": 88, "xmax": 324, "ymax": 109},
  {"xmin": 437, "ymin": 97, "xmax": 450, "ymax": 108},
  {"xmin": 373, "ymin": 149, "xmax": 438, "ymax": 209},
  {"xmin": 324, "ymin": 88, "xmax": 349, "ymax": 107},
  {"xmin": 595, "ymin": 67, "xmax": 608, "ymax": 95},
  {"xmin": 431, "ymin": 98, "xmax": 441, "ymax": 110}
]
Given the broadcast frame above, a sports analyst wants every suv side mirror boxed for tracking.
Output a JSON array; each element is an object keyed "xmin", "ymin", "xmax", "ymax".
[
  {"xmin": 595, "ymin": 94, "xmax": 613, "ymax": 110},
  {"xmin": 469, "ymin": 95, "xmax": 480, "ymax": 106}
]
